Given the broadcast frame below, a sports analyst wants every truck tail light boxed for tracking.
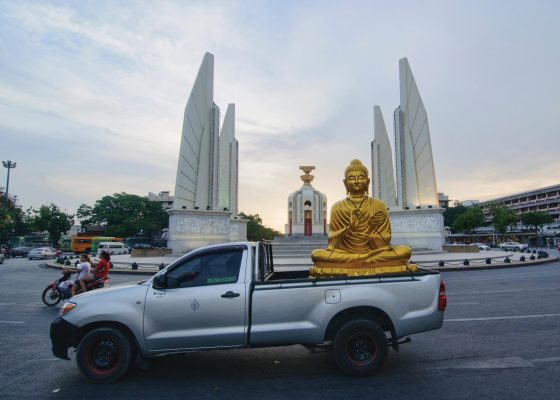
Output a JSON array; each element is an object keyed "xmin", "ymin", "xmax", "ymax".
[{"xmin": 438, "ymin": 281, "xmax": 447, "ymax": 312}]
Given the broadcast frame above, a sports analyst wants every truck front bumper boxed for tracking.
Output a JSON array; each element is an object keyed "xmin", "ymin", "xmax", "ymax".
[{"xmin": 50, "ymin": 317, "xmax": 79, "ymax": 360}]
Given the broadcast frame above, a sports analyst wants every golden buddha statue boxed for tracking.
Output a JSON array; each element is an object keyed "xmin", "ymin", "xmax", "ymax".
[{"xmin": 310, "ymin": 159, "xmax": 416, "ymax": 277}]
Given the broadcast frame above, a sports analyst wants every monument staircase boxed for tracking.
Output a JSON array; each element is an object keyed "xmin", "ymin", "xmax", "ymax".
[{"xmin": 271, "ymin": 236, "xmax": 327, "ymax": 260}]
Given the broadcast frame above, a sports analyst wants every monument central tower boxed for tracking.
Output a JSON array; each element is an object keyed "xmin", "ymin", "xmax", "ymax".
[{"xmin": 285, "ymin": 166, "xmax": 327, "ymax": 237}]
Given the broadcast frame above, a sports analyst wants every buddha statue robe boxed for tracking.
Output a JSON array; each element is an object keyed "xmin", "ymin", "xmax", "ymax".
[{"xmin": 310, "ymin": 197, "xmax": 415, "ymax": 276}]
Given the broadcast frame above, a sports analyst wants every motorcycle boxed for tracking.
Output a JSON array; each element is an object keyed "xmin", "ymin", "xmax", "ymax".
[{"xmin": 42, "ymin": 269, "xmax": 109, "ymax": 306}]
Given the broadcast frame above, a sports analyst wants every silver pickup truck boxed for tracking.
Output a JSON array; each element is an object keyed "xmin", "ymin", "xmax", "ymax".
[{"xmin": 50, "ymin": 241, "xmax": 446, "ymax": 382}]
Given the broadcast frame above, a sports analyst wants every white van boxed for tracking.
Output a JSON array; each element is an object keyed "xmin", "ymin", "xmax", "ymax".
[{"xmin": 97, "ymin": 242, "xmax": 129, "ymax": 255}]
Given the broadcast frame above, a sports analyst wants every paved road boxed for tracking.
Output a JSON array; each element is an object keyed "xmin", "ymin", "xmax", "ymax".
[{"xmin": 0, "ymin": 254, "xmax": 559, "ymax": 399}]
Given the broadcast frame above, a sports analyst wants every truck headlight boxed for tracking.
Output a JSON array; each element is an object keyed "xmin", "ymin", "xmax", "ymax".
[{"xmin": 58, "ymin": 301, "xmax": 77, "ymax": 317}]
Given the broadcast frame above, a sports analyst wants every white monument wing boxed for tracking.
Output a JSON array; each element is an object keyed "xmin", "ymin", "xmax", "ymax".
[
  {"xmin": 218, "ymin": 103, "xmax": 238, "ymax": 214},
  {"xmin": 398, "ymin": 58, "xmax": 438, "ymax": 208},
  {"xmin": 173, "ymin": 52, "xmax": 216, "ymax": 210},
  {"xmin": 372, "ymin": 106, "xmax": 397, "ymax": 207}
]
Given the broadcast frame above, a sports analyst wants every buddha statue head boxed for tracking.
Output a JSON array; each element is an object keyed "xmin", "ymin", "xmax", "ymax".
[{"xmin": 343, "ymin": 159, "xmax": 370, "ymax": 196}]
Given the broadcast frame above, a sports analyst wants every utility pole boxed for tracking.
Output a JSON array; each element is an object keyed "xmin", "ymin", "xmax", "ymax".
[{"xmin": 2, "ymin": 160, "xmax": 16, "ymax": 207}]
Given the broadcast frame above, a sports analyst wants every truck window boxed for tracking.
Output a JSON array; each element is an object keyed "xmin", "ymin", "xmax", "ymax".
[
  {"xmin": 257, "ymin": 242, "xmax": 274, "ymax": 281},
  {"xmin": 165, "ymin": 248, "xmax": 243, "ymax": 288}
]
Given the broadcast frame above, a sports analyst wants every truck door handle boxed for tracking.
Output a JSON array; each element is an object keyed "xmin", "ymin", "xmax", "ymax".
[{"xmin": 221, "ymin": 291, "xmax": 240, "ymax": 298}]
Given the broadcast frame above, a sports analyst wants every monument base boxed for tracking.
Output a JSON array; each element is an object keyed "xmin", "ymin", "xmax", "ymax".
[
  {"xmin": 167, "ymin": 209, "xmax": 247, "ymax": 255},
  {"xmin": 229, "ymin": 216, "xmax": 248, "ymax": 242},
  {"xmin": 389, "ymin": 208, "xmax": 445, "ymax": 252},
  {"xmin": 309, "ymin": 264, "xmax": 417, "ymax": 277}
]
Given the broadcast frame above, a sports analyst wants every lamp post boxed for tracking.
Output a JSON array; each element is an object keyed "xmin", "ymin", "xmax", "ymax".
[{"xmin": 2, "ymin": 160, "xmax": 16, "ymax": 207}]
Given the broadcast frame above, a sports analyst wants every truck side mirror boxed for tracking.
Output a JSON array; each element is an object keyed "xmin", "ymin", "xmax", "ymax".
[{"xmin": 153, "ymin": 274, "xmax": 167, "ymax": 289}]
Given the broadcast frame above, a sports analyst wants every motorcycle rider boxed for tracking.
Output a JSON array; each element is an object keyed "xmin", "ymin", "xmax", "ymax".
[
  {"xmin": 79, "ymin": 251, "xmax": 110, "ymax": 293},
  {"xmin": 64, "ymin": 254, "xmax": 92, "ymax": 297}
]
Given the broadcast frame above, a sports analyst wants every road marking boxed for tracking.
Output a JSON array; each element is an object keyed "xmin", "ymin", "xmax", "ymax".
[
  {"xmin": 446, "ymin": 313, "xmax": 560, "ymax": 322},
  {"xmin": 444, "ymin": 269, "xmax": 560, "ymax": 283},
  {"xmin": 0, "ymin": 320, "xmax": 25, "ymax": 324},
  {"xmin": 449, "ymin": 287, "xmax": 560, "ymax": 295},
  {"xmin": 0, "ymin": 358, "xmax": 59, "ymax": 375},
  {"xmin": 455, "ymin": 357, "xmax": 533, "ymax": 369},
  {"xmin": 430, "ymin": 355, "xmax": 560, "ymax": 371},
  {"xmin": 531, "ymin": 357, "xmax": 560, "ymax": 363},
  {"xmin": 0, "ymin": 302, "xmax": 45, "ymax": 307}
]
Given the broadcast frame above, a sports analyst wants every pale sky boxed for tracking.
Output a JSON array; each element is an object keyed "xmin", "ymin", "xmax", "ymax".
[{"xmin": 1, "ymin": 0, "xmax": 559, "ymax": 231}]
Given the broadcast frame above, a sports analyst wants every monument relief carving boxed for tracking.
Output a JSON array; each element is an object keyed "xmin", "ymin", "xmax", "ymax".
[
  {"xmin": 176, "ymin": 217, "xmax": 229, "ymax": 235},
  {"xmin": 391, "ymin": 215, "xmax": 439, "ymax": 233}
]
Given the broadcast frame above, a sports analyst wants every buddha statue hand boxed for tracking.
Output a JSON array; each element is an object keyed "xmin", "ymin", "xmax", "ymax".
[{"xmin": 349, "ymin": 209, "xmax": 361, "ymax": 231}]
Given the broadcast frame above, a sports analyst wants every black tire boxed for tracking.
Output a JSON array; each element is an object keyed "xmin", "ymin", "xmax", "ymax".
[
  {"xmin": 76, "ymin": 328, "xmax": 132, "ymax": 383},
  {"xmin": 333, "ymin": 319, "xmax": 388, "ymax": 377},
  {"xmin": 42, "ymin": 286, "xmax": 62, "ymax": 306}
]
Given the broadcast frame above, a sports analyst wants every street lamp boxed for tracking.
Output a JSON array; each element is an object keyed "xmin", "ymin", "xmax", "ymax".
[{"xmin": 2, "ymin": 160, "xmax": 16, "ymax": 207}]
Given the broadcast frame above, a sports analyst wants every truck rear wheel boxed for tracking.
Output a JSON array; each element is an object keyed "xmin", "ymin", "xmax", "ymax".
[
  {"xmin": 333, "ymin": 319, "xmax": 388, "ymax": 376},
  {"xmin": 76, "ymin": 327, "xmax": 132, "ymax": 383}
]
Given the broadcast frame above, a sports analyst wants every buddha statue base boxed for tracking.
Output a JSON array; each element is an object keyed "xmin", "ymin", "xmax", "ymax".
[{"xmin": 309, "ymin": 263, "xmax": 417, "ymax": 278}]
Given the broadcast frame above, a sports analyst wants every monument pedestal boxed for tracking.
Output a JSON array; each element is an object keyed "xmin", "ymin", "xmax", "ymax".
[
  {"xmin": 229, "ymin": 216, "xmax": 248, "ymax": 242},
  {"xmin": 167, "ymin": 209, "xmax": 247, "ymax": 255},
  {"xmin": 389, "ymin": 208, "xmax": 445, "ymax": 252}
]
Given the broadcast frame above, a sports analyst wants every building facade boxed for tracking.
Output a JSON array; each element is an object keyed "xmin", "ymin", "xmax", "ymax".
[
  {"xmin": 147, "ymin": 191, "xmax": 174, "ymax": 210},
  {"xmin": 477, "ymin": 184, "xmax": 560, "ymax": 222}
]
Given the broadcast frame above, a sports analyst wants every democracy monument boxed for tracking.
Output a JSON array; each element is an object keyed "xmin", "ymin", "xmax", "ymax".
[
  {"xmin": 371, "ymin": 58, "xmax": 444, "ymax": 252},
  {"xmin": 166, "ymin": 53, "xmax": 443, "ymax": 259},
  {"xmin": 166, "ymin": 52, "xmax": 247, "ymax": 254}
]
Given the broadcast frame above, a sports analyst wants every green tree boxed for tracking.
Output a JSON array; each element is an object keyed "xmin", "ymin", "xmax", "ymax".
[
  {"xmin": 521, "ymin": 211, "xmax": 553, "ymax": 246},
  {"xmin": 0, "ymin": 195, "xmax": 33, "ymax": 242},
  {"xmin": 31, "ymin": 203, "xmax": 74, "ymax": 246},
  {"xmin": 443, "ymin": 204, "xmax": 468, "ymax": 228},
  {"xmin": 489, "ymin": 203, "xmax": 518, "ymax": 238},
  {"xmin": 0, "ymin": 206, "xmax": 13, "ymax": 241},
  {"xmin": 451, "ymin": 206, "xmax": 484, "ymax": 235},
  {"xmin": 520, "ymin": 211, "xmax": 553, "ymax": 231},
  {"xmin": 78, "ymin": 193, "xmax": 168, "ymax": 238},
  {"xmin": 238, "ymin": 212, "xmax": 281, "ymax": 241}
]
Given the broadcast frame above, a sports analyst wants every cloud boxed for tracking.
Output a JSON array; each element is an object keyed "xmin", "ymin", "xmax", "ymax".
[{"xmin": 1, "ymin": 0, "xmax": 559, "ymax": 232}]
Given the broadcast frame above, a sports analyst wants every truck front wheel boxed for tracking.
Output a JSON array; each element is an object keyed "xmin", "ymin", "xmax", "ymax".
[
  {"xmin": 76, "ymin": 327, "xmax": 132, "ymax": 383},
  {"xmin": 333, "ymin": 319, "xmax": 388, "ymax": 376}
]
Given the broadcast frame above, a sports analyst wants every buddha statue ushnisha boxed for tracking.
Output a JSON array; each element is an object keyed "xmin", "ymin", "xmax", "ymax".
[{"xmin": 310, "ymin": 159, "xmax": 416, "ymax": 277}]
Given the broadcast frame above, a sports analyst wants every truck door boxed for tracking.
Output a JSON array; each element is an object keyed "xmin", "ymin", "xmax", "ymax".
[{"xmin": 144, "ymin": 246, "xmax": 247, "ymax": 351}]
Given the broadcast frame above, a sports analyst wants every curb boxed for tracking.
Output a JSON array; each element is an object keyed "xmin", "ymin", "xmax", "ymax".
[
  {"xmin": 46, "ymin": 257, "xmax": 558, "ymax": 275},
  {"xmin": 428, "ymin": 257, "xmax": 558, "ymax": 272}
]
